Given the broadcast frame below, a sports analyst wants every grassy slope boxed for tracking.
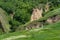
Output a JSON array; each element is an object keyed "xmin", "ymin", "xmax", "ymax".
[
  {"xmin": 15, "ymin": 21, "xmax": 60, "ymax": 40},
  {"xmin": 18, "ymin": 8, "xmax": 60, "ymax": 30},
  {"xmin": 0, "ymin": 8, "xmax": 60, "ymax": 40},
  {"xmin": 0, "ymin": 21, "xmax": 60, "ymax": 40}
]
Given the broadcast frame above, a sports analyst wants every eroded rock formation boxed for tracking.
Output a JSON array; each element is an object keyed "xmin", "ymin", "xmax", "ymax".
[
  {"xmin": 47, "ymin": 15, "xmax": 60, "ymax": 24},
  {"xmin": 31, "ymin": 8, "xmax": 43, "ymax": 21},
  {"xmin": 25, "ymin": 22, "xmax": 43, "ymax": 30}
]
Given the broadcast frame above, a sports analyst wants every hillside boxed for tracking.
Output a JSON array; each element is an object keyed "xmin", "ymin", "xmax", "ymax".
[
  {"xmin": 16, "ymin": 8, "xmax": 60, "ymax": 31},
  {"xmin": 0, "ymin": 0, "xmax": 60, "ymax": 40},
  {"xmin": 0, "ymin": 21, "xmax": 60, "ymax": 40}
]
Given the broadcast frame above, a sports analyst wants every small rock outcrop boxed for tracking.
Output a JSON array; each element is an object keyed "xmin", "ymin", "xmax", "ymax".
[
  {"xmin": 31, "ymin": 8, "xmax": 43, "ymax": 21},
  {"xmin": 47, "ymin": 15, "xmax": 60, "ymax": 24},
  {"xmin": 25, "ymin": 22, "xmax": 43, "ymax": 30}
]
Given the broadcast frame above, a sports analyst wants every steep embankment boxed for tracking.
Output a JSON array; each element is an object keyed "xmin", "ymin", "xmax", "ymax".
[
  {"xmin": 0, "ymin": 21, "xmax": 60, "ymax": 40},
  {"xmin": 0, "ymin": 8, "xmax": 10, "ymax": 33}
]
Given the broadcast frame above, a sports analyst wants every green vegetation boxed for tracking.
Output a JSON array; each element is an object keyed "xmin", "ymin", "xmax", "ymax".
[
  {"xmin": 17, "ymin": 8, "xmax": 60, "ymax": 31},
  {"xmin": 0, "ymin": 0, "xmax": 60, "ymax": 40},
  {"xmin": 0, "ymin": 0, "xmax": 60, "ymax": 32},
  {"xmin": 15, "ymin": 21, "xmax": 60, "ymax": 40},
  {"xmin": 0, "ymin": 21, "xmax": 60, "ymax": 40},
  {"xmin": 0, "ymin": 8, "xmax": 10, "ymax": 33}
]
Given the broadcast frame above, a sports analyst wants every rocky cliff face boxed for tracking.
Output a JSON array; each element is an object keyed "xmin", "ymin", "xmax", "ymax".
[
  {"xmin": 31, "ymin": 8, "xmax": 43, "ymax": 21},
  {"xmin": 30, "ymin": 2, "xmax": 51, "ymax": 21}
]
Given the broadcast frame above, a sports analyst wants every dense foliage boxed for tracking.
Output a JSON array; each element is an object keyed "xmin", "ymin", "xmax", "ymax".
[{"xmin": 0, "ymin": 0, "xmax": 60, "ymax": 33}]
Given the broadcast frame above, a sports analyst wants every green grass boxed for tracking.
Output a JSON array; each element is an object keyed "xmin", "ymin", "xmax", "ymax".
[
  {"xmin": 0, "ymin": 21, "xmax": 60, "ymax": 40},
  {"xmin": 15, "ymin": 21, "xmax": 60, "ymax": 40}
]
